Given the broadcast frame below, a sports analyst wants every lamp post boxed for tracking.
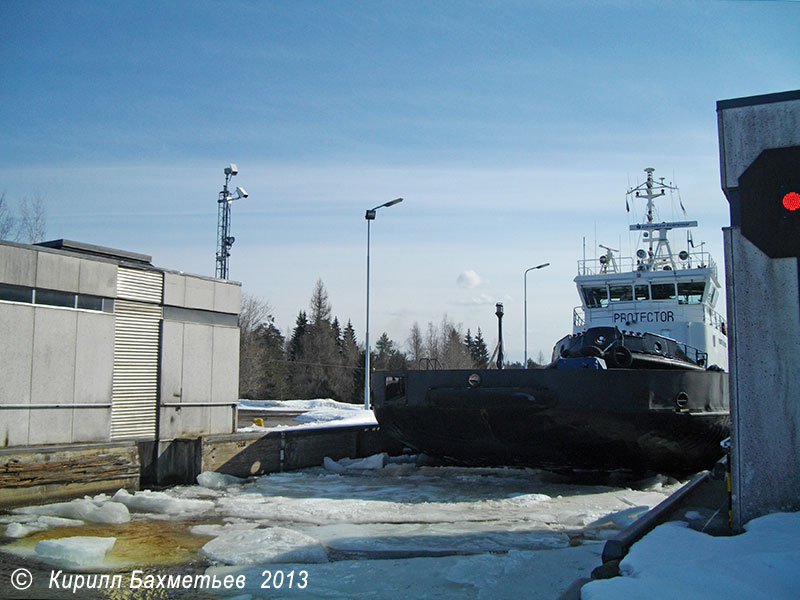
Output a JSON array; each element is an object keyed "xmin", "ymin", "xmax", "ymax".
[
  {"xmin": 524, "ymin": 263, "xmax": 550, "ymax": 368},
  {"xmin": 215, "ymin": 164, "xmax": 248, "ymax": 280},
  {"xmin": 364, "ymin": 198, "xmax": 403, "ymax": 409},
  {"xmin": 495, "ymin": 302, "xmax": 505, "ymax": 370}
]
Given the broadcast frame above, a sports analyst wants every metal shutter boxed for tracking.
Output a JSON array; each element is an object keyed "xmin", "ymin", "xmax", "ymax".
[
  {"xmin": 111, "ymin": 268, "xmax": 163, "ymax": 439},
  {"xmin": 117, "ymin": 267, "xmax": 163, "ymax": 303}
]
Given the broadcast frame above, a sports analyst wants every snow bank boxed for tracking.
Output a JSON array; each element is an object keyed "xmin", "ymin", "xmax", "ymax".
[
  {"xmin": 35, "ymin": 536, "xmax": 116, "ymax": 568},
  {"xmin": 111, "ymin": 489, "xmax": 214, "ymax": 516},
  {"xmin": 237, "ymin": 398, "xmax": 377, "ymax": 433},
  {"xmin": 201, "ymin": 528, "xmax": 328, "ymax": 565},
  {"xmin": 239, "ymin": 398, "xmax": 359, "ymax": 412},
  {"xmin": 581, "ymin": 512, "xmax": 800, "ymax": 600},
  {"xmin": 13, "ymin": 498, "xmax": 130, "ymax": 524}
]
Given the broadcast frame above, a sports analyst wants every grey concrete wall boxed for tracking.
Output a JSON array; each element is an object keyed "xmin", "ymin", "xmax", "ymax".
[
  {"xmin": 159, "ymin": 271, "xmax": 240, "ymax": 440},
  {"xmin": 2, "ymin": 240, "xmax": 118, "ymax": 296},
  {"xmin": 163, "ymin": 271, "xmax": 241, "ymax": 314},
  {"xmin": 724, "ymin": 228, "xmax": 800, "ymax": 527},
  {"xmin": 159, "ymin": 319, "xmax": 239, "ymax": 439},
  {"xmin": 1, "ymin": 242, "xmax": 116, "ymax": 448},
  {"xmin": 1, "ymin": 301, "xmax": 114, "ymax": 448},
  {"xmin": 718, "ymin": 95, "xmax": 800, "ymax": 193}
]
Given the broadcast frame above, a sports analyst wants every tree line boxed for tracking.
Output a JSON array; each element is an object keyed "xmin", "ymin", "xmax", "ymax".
[
  {"xmin": 239, "ymin": 279, "xmax": 507, "ymax": 403},
  {"xmin": 0, "ymin": 192, "xmax": 47, "ymax": 243}
]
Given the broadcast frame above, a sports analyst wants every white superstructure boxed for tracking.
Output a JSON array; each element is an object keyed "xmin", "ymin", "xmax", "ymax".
[{"xmin": 572, "ymin": 168, "xmax": 728, "ymax": 370}]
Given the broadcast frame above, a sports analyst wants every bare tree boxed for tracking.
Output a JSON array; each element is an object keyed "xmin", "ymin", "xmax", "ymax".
[
  {"xmin": 18, "ymin": 193, "xmax": 47, "ymax": 243},
  {"xmin": 0, "ymin": 192, "xmax": 14, "ymax": 240},
  {"xmin": 406, "ymin": 322, "xmax": 424, "ymax": 366}
]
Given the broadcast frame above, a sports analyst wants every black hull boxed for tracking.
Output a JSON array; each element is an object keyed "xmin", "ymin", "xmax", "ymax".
[{"xmin": 371, "ymin": 368, "xmax": 729, "ymax": 476}]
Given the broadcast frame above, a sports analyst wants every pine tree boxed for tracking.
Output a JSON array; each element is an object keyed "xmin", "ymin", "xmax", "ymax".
[
  {"xmin": 338, "ymin": 320, "xmax": 362, "ymax": 403},
  {"xmin": 288, "ymin": 311, "xmax": 308, "ymax": 361},
  {"xmin": 472, "ymin": 327, "xmax": 489, "ymax": 368}
]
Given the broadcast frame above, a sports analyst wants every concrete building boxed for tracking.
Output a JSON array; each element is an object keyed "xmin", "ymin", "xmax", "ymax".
[{"xmin": 0, "ymin": 239, "xmax": 241, "ymax": 450}]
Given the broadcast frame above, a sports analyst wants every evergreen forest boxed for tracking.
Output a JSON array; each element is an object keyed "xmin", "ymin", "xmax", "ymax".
[{"xmin": 237, "ymin": 279, "xmax": 543, "ymax": 403}]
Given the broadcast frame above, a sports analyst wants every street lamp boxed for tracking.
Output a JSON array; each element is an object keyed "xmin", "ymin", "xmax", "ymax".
[
  {"xmin": 364, "ymin": 198, "xmax": 403, "ymax": 410},
  {"xmin": 524, "ymin": 262, "xmax": 550, "ymax": 368},
  {"xmin": 215, "ymin": 164, "xmax": 248, "ymax": 280}
]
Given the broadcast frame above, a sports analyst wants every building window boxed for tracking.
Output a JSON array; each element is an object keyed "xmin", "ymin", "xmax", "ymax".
[
  {"xmin": 34, "ymin": 288, "xmax": 76, "ymax": 308},
  {"xmin": 0, "ymin": 283, "xmax": 33, "ymax": 303},
  {"xmin": 0, "ymin": 284, "xmax": 112, "ymax": 313}
]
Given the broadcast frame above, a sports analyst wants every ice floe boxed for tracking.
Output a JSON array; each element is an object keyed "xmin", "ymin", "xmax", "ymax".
[
  {"xmin": 34, "ymin": 536, "xmax": 116, "ymax": 568},
  {"xmin": 13, "ymin": 497, "xmax": 130, "ymax": 524},
  {"xmin": 111, "ymin": 488, "xmax": 214, "ymax": 516},
  {"xmin": 201, "ymin": 528, "xmax": 328, "ymax": 565},
  {"xmin": 197, "ymin": 470, "xmax": 247, "ymax": 489}
]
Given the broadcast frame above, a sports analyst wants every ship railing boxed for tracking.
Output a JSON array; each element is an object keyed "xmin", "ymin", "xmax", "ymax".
[
  {"xmin": 677, "ymin": 342, "xmax": 709, "ymax": 367},
  {"xmin": 704, "ymin": 306, "xmax": 727, "ymax": 335},
  {"xmin": 577, "ymin": 256, "xmax": 635, "ymax": 276},
  {"xmin": 573, "ymin": 306, "xmax": 585, "ymax": 328},
  {"xmin": 577, "ymin": 249, "xmax": 718, "ymax": 277},
  {"xmin": 418, "ymin": 357, "xmax": 442, "ymax": 370}
]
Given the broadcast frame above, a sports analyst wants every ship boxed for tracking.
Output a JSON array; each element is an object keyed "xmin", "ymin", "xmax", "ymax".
[{"xmin": 371, "ymin": 168, "xmax": 730, "ymax": 476}]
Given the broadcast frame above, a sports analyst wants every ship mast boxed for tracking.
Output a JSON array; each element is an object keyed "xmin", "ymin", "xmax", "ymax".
[{"xmin": 626, "ymin": 167, "xmax": 695, "ymax": 272}]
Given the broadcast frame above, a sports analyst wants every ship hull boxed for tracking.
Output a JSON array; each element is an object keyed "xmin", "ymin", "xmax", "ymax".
[{"xmin": 371, "ymin": 368, "xmax": 729, "ymax": 476}]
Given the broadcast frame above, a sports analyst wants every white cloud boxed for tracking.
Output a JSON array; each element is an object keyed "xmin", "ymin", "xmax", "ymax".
[{"xmin": 456, "ymin": 270, "xmax": 483, "ymax": 289}]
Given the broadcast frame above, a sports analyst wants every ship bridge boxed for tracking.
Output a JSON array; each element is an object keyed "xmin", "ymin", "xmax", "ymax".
[{"xmin": 573, "ymin": 256, "xmax": 728, "ymax": 369}]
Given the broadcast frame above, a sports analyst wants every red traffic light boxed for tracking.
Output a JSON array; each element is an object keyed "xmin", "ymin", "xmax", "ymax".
[{"xmin": 783, "ymin": 191, "xmax": 800, "ymax": 212}]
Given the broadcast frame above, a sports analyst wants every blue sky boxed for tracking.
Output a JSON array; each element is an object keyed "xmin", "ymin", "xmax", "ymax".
[{"xmin": 1, "ymin": 0, "xmax": 797, "ymax": 362}]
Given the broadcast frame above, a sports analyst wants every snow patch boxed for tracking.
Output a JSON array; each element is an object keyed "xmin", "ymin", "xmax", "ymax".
[{"xmin": 581, "ymin": 512, "xmax": 800, "ymax": 600}]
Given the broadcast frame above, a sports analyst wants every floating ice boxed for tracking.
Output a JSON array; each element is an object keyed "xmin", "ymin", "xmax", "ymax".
[
  {"xmin": 323, "ymin": 453, "xmax": 388, "ymax": 473},
  {"xmin": 111, "ymin": 488, "xmax": 214, "ymax": 516},
  {"xmin": 585, "ymin": 505, "xmax": 649, "ymax": 530},
  {"xmin": 197, "ymin": 471, "xmax": 246, "ymax": 488},
  {"xmin": 322, "ymin": 523, "xmax": 569, "ymax": 557},
  {"xmin": 5, "ymin": 522, "xmax": 43, "ymax": 538},
  {"xmin": 14, "ymin": 498, "xmax": 130, "ymax": 524},
  {"xmin": 190, "ymin": 522, "xmax": 259, "ymax": 537},
  {"xmin": 201, "ymin": 528, "xmax": 328, "ymax": 565},
  {"xmin": 35, "ymin": 536, "xmax": 116, "ymax": 568},
  {"xmin": 3, "ymin": 515, "xmax": 85, "ymax": 538}
]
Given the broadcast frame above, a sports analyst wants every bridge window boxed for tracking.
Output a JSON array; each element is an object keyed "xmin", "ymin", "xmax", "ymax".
[
  {"xmin": 635, "ymin": 285, "xmax": 650, "ymax": 301},
  {"xmin": 651, "ymin": 283, "xmax": 677, "ymax": 301},
  {"xmin": 609, "ymin": 285, "xmax": 633, "ymax": 303},
  {"xmin": 583, "ymin": 286, "xmax": 608, "ymax": 308},
  {"xmin": 678, "ymin": 281, "xmax": 705, "ymax": 304}
]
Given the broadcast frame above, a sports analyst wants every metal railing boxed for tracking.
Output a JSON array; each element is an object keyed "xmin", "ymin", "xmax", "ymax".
[{"xmin": 578, "ymin": 249, "xmax": 718, "ymax": 278}]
